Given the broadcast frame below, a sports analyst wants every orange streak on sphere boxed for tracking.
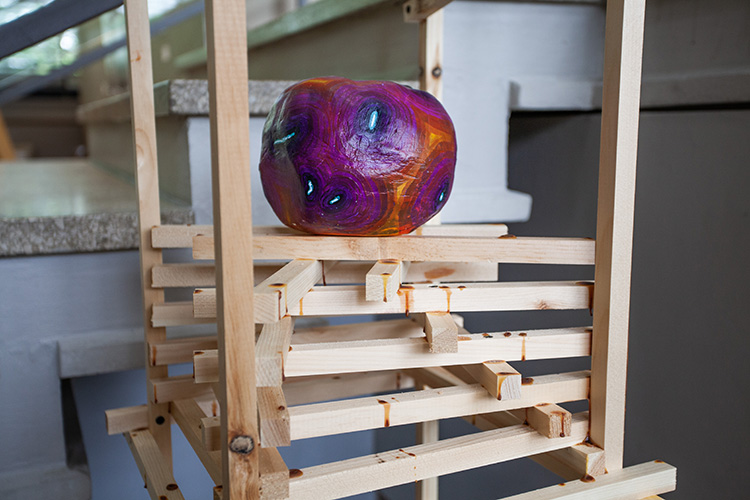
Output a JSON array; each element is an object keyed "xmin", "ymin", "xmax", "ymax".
[{"xmin": 259, "ymin": 77, "xmax": 457, "ymax": 236}]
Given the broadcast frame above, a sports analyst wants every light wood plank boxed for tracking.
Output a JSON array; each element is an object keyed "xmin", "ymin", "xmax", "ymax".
[
  {"xmin": 257, "ymin": 317, "xmax": 294, "ymax": 387},
  {"xmin": 153, "ymin": 301, "xmax": 215, "ymax": 327},
  {"xmin": 526, "ymin": 403, "xmax": 573, "ymax": 439},
  {"xmin": 283, "ymin": 371, "xmax": 414, "ymax": 406},
  {"xmin": 418, "ymin": 6, "xmax": 444, "ymax": 100},
  {"xmin": 204, "ymin": 0, "xmax": 259, "ymax": 495},
  {"xmin": 188, "ymin": 281, "xmax": 593, "ymax": 322},
  {"xmin": 403, "ymin": 0, "xmax": 454, "ymax": 23},
  {"xmin": 170, "ymin": 399, "xmax": 222, "ymax": 484},
  {"xmin": 151, "ymin": 223, "xmax": 509, "ymax": 248},
  {"xmin": 152, "ymin": 260, "xmax": 498, "ymax": 287},
  {"xmin": 423, "ymin": 312, "xmax": 458, "ymax": 353},
  {"xmin": 149, "ymin": 336, "xmax": 218, "ymax": 366},
  {"xmin": 498, "ymin": 460, "xmax": 676, "ymax": 500},
  {"xmin": 125, "ymin": 430, "xmax": 184, "ymax": 500},
  {"xmin": 288, "ymin": 414, "xmax": 589, "ymax": 499},
  {"xmin": 196, "ymin": 327, "xmax": 590, "ymax": 380},
  {"xmin": 366, "ymin": 260, "xmax": 403, "ymax": 302},
  {"xmin": 465, "ymin": 361, "xmax": 521, "ymax": 400},
  {"xmin": 530, "ymin": 443, "xmax": 606, "ymax": 481},
  {"xmin": 288, "ymin": 372, "xmax": 588, "ymax": 441},
  {"xmin": 150, "ymin": 374, "xmax": 213, "ymax": 404},
  {"xmin": 106, "ymin": 404, "xmax": 149, "ymax": 435},
  {"xmin": 123, "ymin": 0, "xmax": 171, "ymax": 464},
  {"xmin": 590, "ymin": 0, "xmax": 647, "ymax": 472},
  {"xmin": 258, "ymin": 387, "xmax": 290, "ymax": 447},
  {"xmin": 259, "ymin": 447, "xmax": 289, "ymax": 500},
  {"xmin": 192, "ymin": 234, "xmax": 594, "ymax": 264},
  {"xmin": 254, "ymin": 260, "xmax": 321, "ymax": 323}
]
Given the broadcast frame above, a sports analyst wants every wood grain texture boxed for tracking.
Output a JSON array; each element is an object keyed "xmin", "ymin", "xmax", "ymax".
[
  {"xmin": 170, "ymin": 398, "xmax": 222, "ymax": 484},
  {"xmin": 254, "ymin": 260, "xmax": 321, "ymax": 323},
  {"xmin": 151, "ymin": 223, "xmax": 509, "ymax": 248},
  {"xmin": 152, "ymin": 260, "xmax": 498, "ymax": 287},
  {"xmin": 195, "ymin": 328, "xmax": 590, "ymax": 379},
  {"xmin": 256, "ymin": 317, "xmax": 294, "ymax": 387},
  {"xmin": 530, "ymin": 442, "xmax": 606, "ymax": 481},
  {"xmin": 287, "ymin": 371, "xmax": 588, "ymax": 441},
  {"xmin": 192, "ymin": 233, "xmax": 593, "ymax": 264},
  {"xmin": 188, "ymin": 281, "xmax": 593, "ymax": 321},
  {"xmin": 125, "ymin": 430, "xmax": 184, "ymax": 500},
  {"xmin": 590, "ymin": 0, "xmax": 647, "ymax": 472},
  {"xmin": 259, "ymin": 447, "xmax": 289, "ymax": 499},
  {"xmin": 366, "ymin": 260, "xmax": 403, "ymax": 302},
  {"xmin": 525, "ymin": 403, "xmax": 572, "ymax": 439},
  {"xmin": 106, "ymin": 405, "xmax": 149, "ymax": 435},
  {"xmin": 288, "ymin": 414, "xmax": 589, "ymax": 498},
  {"xmin": 418, "ymin": 8, "xmax": 443, "ymax": 99},
  {"xmin": 123, "ymin": 0, "xmax": 171, "ymax": 464},
  {"xmin": 423, "ymin": 312, "xmax": 458, "ymax": 353},
  {"xmin": 465, "ymin": 361, "xmax": 521, "ymax": 400},
  {"xmin": 204, "ymin": 0, "xmax": 258, "ymax": 495},
  {"xmin": 258, "ymin": 387, "xmax": 291, "ymax": 447},
  {"xmin": 497, "ymin": 460, "xmax": 676, "ymax": 500}
]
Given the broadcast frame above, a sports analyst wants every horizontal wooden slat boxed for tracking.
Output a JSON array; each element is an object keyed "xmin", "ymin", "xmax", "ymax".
[
  {"xmin": 498, "ymin": 460, "xmax": 676, "ymax": 499},
  {"xmin": 288, "ymin": 371, "xmax": 588, "ymax": 441},
  {"xmin": 193, "ymin": 234, "xmax": 595, "ymax": 265},
  {"xmin": 186, "ymin": 281, "xmax": 593, "ymax": 323},
  {"xmin": 151, "ymin": 224, "xmax": 509, "ymax": 248},
  {"xmin": 152, "ymin": 301, "xmax": 215, "ymax": 327},
  {"xmin": 106, "ymin": 404, "xmax": 149, "ymax": 435},
  {"xmin": 125, "ymin": 430, "xmax": 185, "ymax": 500},
  {"xmin": 195, "ymin": 327, "xmax": 591, "ymax": 379},
  {"xmin": 283, "ymin": 371, "xmax": 414, "ymax": 406},
  {"xmin": 150, "ymin": 374, "xmax": 213, "ymax": 404},
  {"xmin": 149, "ymin": 335, "xmax": 218, "ymax": 366},
  {"xmin": 288, "ymin": 413, "xmax": 589, "ymax": 499},
  {"xmin": 152, "ymin": 260, "xmax": 499, "ymax": 287}
]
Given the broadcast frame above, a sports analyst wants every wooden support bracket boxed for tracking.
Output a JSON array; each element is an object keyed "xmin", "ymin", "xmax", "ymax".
[
  {"xmin": 423, "ymin": 312, "xmax": 458, "ymax": 353},
  {"xmin": 256, "ymin": 317, "xmax": 294, "ymax": 387},
  {"xmin": 254, "ymin": 259, "xmax": 322, "ymax": 323},
  {"xmin": 259, "ymin": 386, "xmax": 291, "ymax": 448},
  {"xmin": 124, "ymin": 430, "xmax": 184, "ymax": 500},
  {"xmin": 464, "ymin": 361, "xmax": 522, "ymax": 400},
  {"xmin": 525, "ymin": 403, "xmax": 573, "ymax": 439},
  {"xmin": 366, "ymin": 260, "xmax": 403, "ymax": 302}
]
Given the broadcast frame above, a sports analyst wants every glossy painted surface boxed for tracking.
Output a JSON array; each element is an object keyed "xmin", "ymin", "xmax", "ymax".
[{"xmin": 259, "ymin": 77, "xmax": 457, "ymax": 235}]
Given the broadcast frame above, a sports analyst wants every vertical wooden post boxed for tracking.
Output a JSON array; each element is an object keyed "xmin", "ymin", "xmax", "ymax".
[
  {"xmin": 123, "ymin": 0, "xmax": 172, "ymax": 466},
  {"xmin": 419, "ymin": 10, "xmax": 443, "ymax": 228},
  {"xmin": 0, "ymin": 111, "xmax": 16, "ymax": 159},
  {"xmin": 204, "ymin": 0, "xmax": 258, "ymax": 497},
  {"xmin": 590, "ymin": 0, "xmax": 646, "ymax": 472},
  {"xmin": 419, "ymin": 10, "xmax": 444, "ymax": 101}
]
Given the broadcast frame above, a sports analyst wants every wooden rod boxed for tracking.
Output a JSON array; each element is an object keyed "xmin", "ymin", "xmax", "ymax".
[
  {"xmin": 187, "ymin": 281, "xmax": 594, "ymax": 323},
  {"xmin": 125, "ymin": 430, "xmax": 184, "ymax": 500},
  {"xmin": 194, "ymin": 328, "xmax": 591, "ymax": 380},
  {"xmin": 288, "ymin": 413, "xmax": 589, "ymax": 499},
  {"xmin": 123, "ymin": 0, "xmax": 171, "ymax": 465},
  {"xmin": 590, "ymin": 0, "xmax": 647, "ymax": 472},
  {"xmin": 192, "ymin": 234, "xmax": 595, "ymax": 265},
  {"xmin": 150, "ymin": 223, "xmax": 509, "ymax": 248}
]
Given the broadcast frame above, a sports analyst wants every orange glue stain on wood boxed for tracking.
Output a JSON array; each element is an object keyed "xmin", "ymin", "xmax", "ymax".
[
  {"xmin": 289, "ymin": 469, "xmax": 303, "ymax": 478},
  {"xmin": 439, "ymin": 285, "xmax": 452, "ymax": 312},
  {"xmin": 503, "ymin": 331, "xmax": 512, "ymax": 337},
  {"xmin": 399, "ymin": 448, "xmax": 416, "ymax": 458},
  {"xmin": 321, "ymin": 261, "xmax": 327, "ymax": 286},
  {"xmin": 381, "ymin": 273, "xmax": 391, "ymax": 302},
  {"xmin": 377, "ymin": 399, "xmax": 391, "ymax": 427},
  {"xmin": 458, "ymin": 336, "xmax": 471, "ymax": 341},
  {"xmin": 521, "ymin": 377, "xmax": 534, "ymax": 385},
  {"xmin": 399, "ymin": 285, "xmax": 414, "ymax": 316},
  {"xmin": 269, "ymin": 283, "xmax": 288, "ymax": 316},
  {"xmin": 424, "ymin": 267, "xmax": 455, "ymax": 280},
  {"xmin": 552, "ymin": 410, "xmax": 568, "ymax": 437},
  {"xmin": 150, "ymin": 344, "xmax": 157, "ymax": 366},
  {"xmin": 211, "ymin": 400, "xmax": 218, "ymax": 417},
  {"xmin": 581, "ymin": 475, "xmax": 596, "ymax": 483},
  {"xmin": 298, "ymin": 297, "xmax": 304, "ymax": 316},
  {"xmin": 519, "ymin": 332, "xmax": 527, "ymax": 361},
  {"xmin": 499, "ymin": 234, "xmax": 517, "ymax": 239}
]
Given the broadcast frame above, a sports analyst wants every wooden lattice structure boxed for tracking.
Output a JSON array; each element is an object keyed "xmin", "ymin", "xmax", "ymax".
[{"xmin": 106, "ymin": 0, "xmax": 677, "ymax": 498}]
